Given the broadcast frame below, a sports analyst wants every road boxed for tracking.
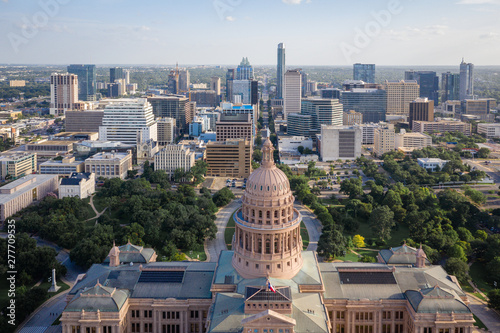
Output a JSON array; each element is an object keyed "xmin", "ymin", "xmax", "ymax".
[
  {"xmin": 14, "ymin": 236, "xmax": 85, "ymax": 333},
  {"xmin": 464, "ymin": 159, "xmax": 500, "ymax": 183}
]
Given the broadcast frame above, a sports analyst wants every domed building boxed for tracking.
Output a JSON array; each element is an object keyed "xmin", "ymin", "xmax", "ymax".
[
  {"xmin": 60, "ymin": 139, "xmax": 475, "ymax": 333},
  {"xmin": 232, "ymin": 139, "xmax": 303, "ymax": 279}
]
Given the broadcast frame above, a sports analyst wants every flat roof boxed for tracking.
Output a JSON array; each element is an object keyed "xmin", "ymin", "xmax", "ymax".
[
  {"xmin": 27, "ymin": 140, "xmax": 77, "ymax": 146},
  {"xmin": 0, "ymin": 174, "xmax": 58, "ymax": 205}
]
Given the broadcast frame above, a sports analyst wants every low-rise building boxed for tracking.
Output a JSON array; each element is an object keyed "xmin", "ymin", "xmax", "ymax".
[
  {"xmin": 154, "ymin": 144, "xmax": 195, "ymax": 178},
  {"xmin": 26, "ymin": 140, "xmax": 77, "ymax": 156},
  {"xmin": 318, "ymin": 125, "xmax": 362, "ymax": 161},
  {"xmin": 65, "ymin": 110, "xmax": 105, "ymax": 132},
  {"xmin": 85, "ymin": 151, "xmax": 132, "ymax": 179},
  {"xmin": 477, "ymin": 123, "xmax": 500, "ymax": 138},
  {"xmin": 0, "ymin": 110, "xmax": 23, "ymax": 119},
  {"xmin": 395, "ymin": 130, "xmax": 432, "ymax": 150},
  {"xmin": 39, "ymin": 156, "xmax": 85, "ymax": 176},
  {"xmin": 59, "ymin": 172, "xmax": 95, "ymax": 199},
  {"xmin": 412, "ymin": 120, "xmax": 471, "ymax": 136},
  {"xmin": 0, "ymin": 153, "xmax": 37, "ymax": 180},
  {"xmin": 0, "ymin": 174, "xmax": 58, "ymax": 221},
  {"xmin": 206, "ymin": 139, "xmax": 252, "ymax": 177},
  {"xmin": 417, "ymin": 158, "xmax": 448, "ymax": 171},
  {"xmin": 53, "ymin": 132, "xmax": 99, "ymax": 141},
  {"xmin": 278, "ymin": 136, "xmax": 313, "ymax": 152}
]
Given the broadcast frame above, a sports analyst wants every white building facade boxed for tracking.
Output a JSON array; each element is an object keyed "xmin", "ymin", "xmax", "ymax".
[
  {"xmin": 59, "ymin": 172, "xmax": 96, "ymax": 199},
  {"xmin": 283, "ymin": 70, "xmax": 302, "ymax": 121},
  {"xmin": 319, "ymin": 125, "xmax": 362, "ymax": 162},
  {"xmin": 99, "ymin": 99, "xmax": 157, "ymax": 145},
  {"xmin": 154, "ymin": 144, "xmax": 196, "ymax": 178}
]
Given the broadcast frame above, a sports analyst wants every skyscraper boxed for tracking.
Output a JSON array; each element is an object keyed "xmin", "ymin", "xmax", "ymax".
[
  {"xmin": 404, "ymin": 71, "xmax": 439, "ymax": 105},
  {"xmin": 301, "ymin": 98, "xmax": 343, "ymax": 134},
  {"xmin": 301, "ymin": 70, "xmax": 308, "ymax": 98},
  {"xmin": 460, "ymin": 59, "xmax": 474, "ymax": 100},
  {"xmin": 341, "ymin": 88, "xmax": 387, "ymax": 123},
  {"xmin": 283, "ymin": 69, "xmax": 302, "ymax": 121},
  {"xmin": 179, "ymin": 70, "xmax": 190, "ymax": 92},
  {"xmin": 67, "ymin": 64, "xmax": 96, "ymax": 101},
  {"xmin": 226, "ymin": 69, "xmax": 235, "ymax": 101},
  {"xmin": 236, "ymin": 57, "xmax": 253, "ymax": 80},
  {"xmin": 442, "ymin": 72, "xmax": 460, "ymax": 102},
  {"xmin": 167, "ymin": 69, "xmax": 180, "ymax": 94},
  {"xmin": 110, "ymin": 67, "xmax": 125, "ymax": 83},
  {"xmin": 353, "ymin": 63, "xmax": 375, "ymax": 83},
  {"xmin": 276, "ymin": 43, "xmax": 285, "ymax": 99},
  {"xmin": 385, "ymin": 80, "xmax": 420, "ymax": 116},
  {"xmin": 50, "ymin": 73, "xmax": 78, "ymax": 116},
  {"xmin": 148, "ymin": 95, "xmax": 189, "ymax": 133},
  {"xmin": 211, "ymin": 76, "xmax": 221, "ymax": 96}
]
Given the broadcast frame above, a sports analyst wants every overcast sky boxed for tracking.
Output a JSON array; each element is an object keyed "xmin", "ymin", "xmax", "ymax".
[{"xmin": 1, "ymin": 0, "xmax": 499, "ymax": 66}]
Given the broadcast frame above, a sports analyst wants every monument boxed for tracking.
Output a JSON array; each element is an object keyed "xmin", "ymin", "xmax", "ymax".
[{"xmin": 48, "ymin": 268, "xmax": 61, "ymax": 292}]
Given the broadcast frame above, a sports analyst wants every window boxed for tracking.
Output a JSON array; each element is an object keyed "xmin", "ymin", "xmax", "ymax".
[
  {"xmin": 395, "ymin": 324, "xmax": 404, "ymax": 333},
  {"xmin": 382, "ymin": 311, "xmax": 391, "ymax": 320},
  {"xmin": 336, "ymin": 324, "xmax": 345, "ymax": 333},
  {"xmin": 423, "ymin": 329, "xmax": 433, "ymax": 333},
  {"xmin": 395, "ymin": 311, "xmax": 403, "ymax": 320},
  {"xmin": 131, "ymin": 324, "xmax": 139, "ymax": 333},
  {"xmin": 102, "ymin": 327, "xmax": 112, "ymax": 333},
  {"xmin": 454, "ymin": 329, "xmax": 464, "ymax": 333},
  {"xmin": 190, "ymin": 310, "xmax": 199, "ymax": 318},
  {"xmin": 382, "ymin": 324, "xmax": 391, "ymax": 333}
]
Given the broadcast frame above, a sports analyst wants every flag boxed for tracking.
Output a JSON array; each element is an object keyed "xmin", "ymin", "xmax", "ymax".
[{"xmin": 268, "ymin": 281, "xmax": 276, "ymax": 293}]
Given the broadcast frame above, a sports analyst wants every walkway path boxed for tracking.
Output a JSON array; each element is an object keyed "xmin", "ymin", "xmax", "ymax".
[
  {"xmin": 205, "ymin": 201, "xmax": 324, "ymax": 262},
  {"xmin": 84, "ymin": 194, "xmax": 108, "ymax": 222},
  {"xmin": 294, "ymin": 203, "xmax": 322, "ymax": 252},
  {"xmin": 205, "ymin": 199, "xmax": 242, "ymax": 262},
  {"xmin": 467, "ymin": 293, "xmax": 500, "ymax": 333}
]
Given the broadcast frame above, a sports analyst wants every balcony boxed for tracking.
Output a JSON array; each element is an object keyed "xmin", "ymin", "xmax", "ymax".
[{"xmin": 234, "ymin": 208, "xmax": 301, "ymax": 230}]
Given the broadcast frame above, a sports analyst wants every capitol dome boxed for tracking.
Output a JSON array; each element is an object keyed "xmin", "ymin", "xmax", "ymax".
[{"xmin": 232, "ymin": 138, "xmax": 303, "ymax": 279}]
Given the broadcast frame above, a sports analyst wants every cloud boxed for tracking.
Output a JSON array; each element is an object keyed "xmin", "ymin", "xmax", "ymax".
[
  {"xmin": 225, "ymin": 16, "xmax": 236, "ymax": 21},
  {"xmin": 456, "ymin": 0, "xmax": 500, "ymax": 4},
  {"xmin": 480, "ymin": 32, "xmax": 499, "ymax": 38},
  {"xmin": 282, "ymin": 0, "xmax": 310, "ymax": 4}
]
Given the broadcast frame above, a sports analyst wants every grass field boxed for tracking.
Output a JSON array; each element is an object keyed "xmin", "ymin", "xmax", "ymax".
[
  {"xmin": 224, "ymin": 210, "xmax": 236, "ymax": 250},
  {"xmin": 353, "ymin": 218, "xmax": 410, "ymax": 249},
  {"xmin": 469, "ymin": 262, "xmax": 493, "ymax": 293},
  {"xmin": 300, "ymin": 221, "xmax": 309, "ymax": 250}
]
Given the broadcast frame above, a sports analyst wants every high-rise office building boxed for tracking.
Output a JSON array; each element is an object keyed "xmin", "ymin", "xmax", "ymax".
[
  {"xmin": 287, "ymin": 113, "xmax": 313, "ymax": 137},
  {"xmin": 301, "ymin": 71, "xmax": 308, "ymax": 98},
  {"xmin": 277, "ymin": 43, "xmax": 285, "ymax": 99},
  {"xmin": 353, "ymin": 63, "xmax": 375, "ymax": 83},
  {"xmin": 236, "ymin": 57, "xmax": 253, "ymax": 80},
  {"xmin": 320, "ymin": 88, "xmax": 342, "ymax": 100},
  {"xmin": 110, "ymin": 67, "xmax": 125, "ymax": 83},
  {"xmin": 148, "ymin": 95, "xmax": 189, "ymax": 133},
  {"xmin": 50, "ymin": 73, "xmax": 79, "ymax": 115},
  {"xmin": 283, "ymin": 69, "xmax": 302, "ymax": 121},
  {"xmin": 65, "ymin": 110, "xmax": 104, "ymax": 132},
  {"xmin": 179, "ymin": 70, "xmax": 190, "ymax": 92},
  {"xmin": 190, "ymin": 90, "xmax": 218, "ymax": 108},
  {"xmin": 154, "ymin": 144, "xmax": 195, "ymax": 177},
  {"xmin": 341, "ymin": 88, "xmax": 387, "ymax": 123},
  {"xmin": 216, "ymin": 113, "xmax": 252, "ymax": 142},
  {"xmin": 409, "ymin": 98, "xmax": 434, "ymax": 130},
  {"xmin": 211, "ymin": 76, "xmax": 221, "ymax": 96},
  {"xmin": 156, "ymin": 117, "xmax": 176, "ymax": 146},
  {"xmin": 442, "ymin": 72, "xmax": 460, "ymax": 102},
  {"xmin": 225, "ymin": 69, "xmax": 235, "ymax": 101},
  {"xmin": 301, "ymin": 98, "xmax": 343, "ymax": 134},
  {"xmin": 99, "ymin": 98, "xmax": 157, "ymax": 145},
  {"xmin": 405, "ymin": 71, "xmax": 439, "ymax": 105},
  {"xmin": 167, "ymin": 69, "xmax": 179, "ymax": 95},
  {"xmin": 461, "ymin": 98, "xmax": 497, "ymax": 121},
  {"xmin": 460, "ymin": 59, "xmax": 474, "ymax": 100},
  {"xmin": 67, "ymin": 64, "xmax": 97, "ymax": 101},
  {"xmin": 385, "ymin": 80, "xmax": 420, "ymax": 116},
  {"xmin": 206, "ymin": 139, "xmax": 252, "ymax": 178}
]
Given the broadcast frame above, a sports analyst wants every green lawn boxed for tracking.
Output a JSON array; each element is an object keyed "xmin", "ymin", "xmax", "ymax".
[
  {"xmin": 473, "ymin": 314, "xmax": 488, "ymax": 330},
  {"xmin": 81, "ymin": 197, "xmax": 97, "ymax": 219},
  {"xmin": 224, "ymin": 210, "xmax": 237, "ymax": 250},
  {"xmin": 184, "ymin": 247, "xmax": 207, "ymax": 262},
  {"xmin": 335, "ymin": 251, "xmax": 360, "ymax": 262},
  {"xmin": 300, "ymin": 222, "xmax": 309, "ymax": 250},
  {"xmin": 91, "ymin": 194, "xmax": 107, "ymax": 213},
  {"xmin": 469, "ymin": 262, "xmax": 493, "ymax": 293},
  {"xmin": 353, "ymin": 218, "xmax": 410, "ymax": 249}
]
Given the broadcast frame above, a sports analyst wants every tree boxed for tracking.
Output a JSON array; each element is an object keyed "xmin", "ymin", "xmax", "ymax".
[
  {"xmin": 447, "ymin": 244, "xmax": 467, "ymax": 262},
  {"xmin": 149, "ymin": 170, "xmax": 171, "ymax": 189},
  {"xmin": 340, "ymin": 178, "xmax": 363, "ymax": 199},
  {"xmin": 352, "ymin": 235, "xmax": 365, "ymax": 248},
  {"xmin": 213, "ymin": 187, "xmax": 235, "ymax": 207},
  {"xmin": 173, "ymin": 168, "xmax": 187, "ymax": 183},
  {"xmin": 297, "ymin": 145, "xmax": 304, "ymax": 154},
  {"xmin": 444, "ymin": 257, "xmax": 469, "ymax": 283},
  {"xmin": 317, "ymin": 225, "xmax": 347, "ymax": 259},
  {"xmin": 190, "ymin": 160, "xmax": 209, "ymax": 185},
  {"xmin": 369, "ymin": 205, "xmax": 395, "ymax": 241},
  {"xmin": 486, "ymin": 256, "xmax": 500, "ymax": 284},
  {"xmin": 478, "ymin": 147, "xmax": 490, "ymax": 159},
  {"xmin": 382, "ymin": 190, "xmax": 403, "ymax": 209},
  {"xmin": 253, "ymin": 149, "xmax": 263, "ymax": 162},
  {"xmin": 488, "ymin": 289, "xmax": 500, "ymax": 311}
]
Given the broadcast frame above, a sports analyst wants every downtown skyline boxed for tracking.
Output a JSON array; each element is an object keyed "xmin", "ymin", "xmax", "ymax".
[{"xmin": 0, "ymin": 0, "xmax": 499, "ymax": 66}]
